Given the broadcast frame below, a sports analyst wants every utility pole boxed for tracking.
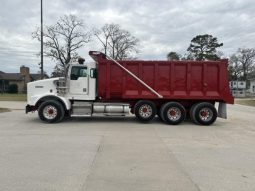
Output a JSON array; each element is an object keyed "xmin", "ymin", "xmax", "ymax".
[
  {"xmin": 40, "ymin": 0, "xmax": 44, "ymax": 79},
  {"xmin": 1, "ymin": 79, "xmax": 4, "ymax": 94}
]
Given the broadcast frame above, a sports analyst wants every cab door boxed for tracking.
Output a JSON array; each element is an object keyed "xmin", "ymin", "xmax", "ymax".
[{"xmin": 69, "ymin": 66, "xmax": 88, "ymax": 95}]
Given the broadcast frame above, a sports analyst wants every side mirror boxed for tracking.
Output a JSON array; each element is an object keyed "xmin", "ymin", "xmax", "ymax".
[{"xmin": 90, "ymin": 68, "xmax": 97, "ymax": 78}]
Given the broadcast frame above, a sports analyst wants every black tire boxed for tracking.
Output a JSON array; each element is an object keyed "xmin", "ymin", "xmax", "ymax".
[
  {"xmin": 190, "ymin": 103, "xmax": 199, "ymax": 125},
  {"xmin": 134, "ymin": 100, "xmax": 156, "ymax": 122},
  {"xmin": 157, "ymin": 109, "xmax": 165, "ymax": 122},
  {"xmin": 192, "ymin": 102, "xmax": 217, "ymax": 126},
  {"xmin": 162, "ymin": 102, "xmax": 186, "ymax": 125},
  {"xmin": 159, "ymin": 104, "xmax": 167, "ymax": 122},
  {"xmin": 38, "ymin": 100, "xmax": 65, "ymax": 123}
]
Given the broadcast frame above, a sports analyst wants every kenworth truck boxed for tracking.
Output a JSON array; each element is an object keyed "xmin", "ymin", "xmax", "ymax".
[{"xmin": 26, "ymin": 51, "xmax": 234, "ymax": 125}]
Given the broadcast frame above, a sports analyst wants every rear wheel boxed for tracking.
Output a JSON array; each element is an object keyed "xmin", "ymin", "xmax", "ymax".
[
  {"xmin": 159, "ymin": 104, "xmax": 166, "ymax": 122},
  {"xmin": 161, "ymin": 102, "xmax": 186, "ymax": 125},
  {"xmin": 38, "ymin": 100, "xmax": 65, "ymax": 123},
  {"xmin": 191, "ymin": 102, "xmax": 217, "ymax": 125},
  {"xmin": 134, "ymin": 100, "xmax": 156, "ymax": 122},
  {"xmin": 190, "ymin": 104, "xmax": 199, "ymax": 124},
  {"xmin": 157, "ymin": 110, "xmax": 165, "ymax": 121}
]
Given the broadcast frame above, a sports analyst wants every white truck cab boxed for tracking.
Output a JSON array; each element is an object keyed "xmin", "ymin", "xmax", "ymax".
[
  {"xmin": 27, "ymin": 61, "xmax": 100, "ymax": 121},
  {"xmin": 26, "ymin": 57, "xmax": 130, "ymax": 123},
  {"xmin": 27, "ymin": 62, "xmax": 97, "ymax": 104},
  {"xmin": 65, "ymin": 62, "xmax": 97, "ymax": 100}
]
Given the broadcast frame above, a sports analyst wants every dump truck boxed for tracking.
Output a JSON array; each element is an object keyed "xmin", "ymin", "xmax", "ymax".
[{"xmin": 26, "ymin": 51, "xmax": 234, "ymax": 125}]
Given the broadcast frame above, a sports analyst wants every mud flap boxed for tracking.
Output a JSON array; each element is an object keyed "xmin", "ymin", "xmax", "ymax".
[{"xmin": 218, "ymin": 102, "xmax": 227, "ymax": 119}]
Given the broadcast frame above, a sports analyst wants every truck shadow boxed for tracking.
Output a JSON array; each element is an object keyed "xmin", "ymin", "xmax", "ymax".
[
  {"xmin": 62, "ymin": 116, "xmax": 200, "ymax": 126},
  {"xmin": 63, "ymin": 115, "xmax": 157, "ymax": 124},
  {"xmin": 28, "ymin": 115, "xmax": 223, "ymax": 127}
]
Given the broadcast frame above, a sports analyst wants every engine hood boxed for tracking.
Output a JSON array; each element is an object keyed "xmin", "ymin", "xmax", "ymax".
[
  {"xmin": 28, "ymin": 77, "xmax": 60, "ymax": 86},
  {"xmin": 27, "ymin": 78, "xmax": 60, "ymax": 105}
]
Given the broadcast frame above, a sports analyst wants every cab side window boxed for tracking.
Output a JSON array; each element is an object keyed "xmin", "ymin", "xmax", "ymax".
[
  {"xmin": 70, "ymin": 66, "xmax": 87, "ymax": 80},
  {"xmin": 79, "ymin": 68, "xmax": 87, "ymax": 77}
]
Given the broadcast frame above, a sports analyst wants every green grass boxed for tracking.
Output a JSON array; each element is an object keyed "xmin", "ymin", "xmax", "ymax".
[
  {"xmin": 235, "ymin": 99, "xmax": 255, "ymax": 107},
  {"xmin": 0, "ymin": 94, "xmax": 27, "ymax": 101},
  {"xmin": 0, "ymin": 108, "xmax": 11, "ymax": 113}
]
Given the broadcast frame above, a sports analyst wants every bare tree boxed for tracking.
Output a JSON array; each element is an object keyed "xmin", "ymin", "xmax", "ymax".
[
  {"xmin": 236, "ymin": 48, "xmax": 255, "ymax": 81},
  {"xmin": 229, "ymin": 54, "xmax": 242, "ymax": 80},
  {"xmin": 228, "ymin": 48, "xmax": 255, "ymax": 81},
  {"xmin": 94, "ymin": 23, "xmax": 139, "ymax": 60},
  {"xmin": 50, "ymin": 65, "xmax": 65, "ymax": 77},
  {"xmin": 32, "ymin": 14, "xmax": 91, "ymax": 76}
]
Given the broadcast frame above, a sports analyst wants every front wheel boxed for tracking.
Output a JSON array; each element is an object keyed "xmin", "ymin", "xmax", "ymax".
[{"xmin": 38, "ymin": 100, "xmax": 65, "ymax": 123}]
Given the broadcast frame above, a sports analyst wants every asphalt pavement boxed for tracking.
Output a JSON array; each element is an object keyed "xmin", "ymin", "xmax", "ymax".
[{"xmin": 0, "ymin": 101, "xmax": 255, "ymax": 191}]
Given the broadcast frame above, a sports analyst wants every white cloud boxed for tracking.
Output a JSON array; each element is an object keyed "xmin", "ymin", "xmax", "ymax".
[{"xmin": 0, "ymin": 0, "xmax": 255, "ymax": 75}]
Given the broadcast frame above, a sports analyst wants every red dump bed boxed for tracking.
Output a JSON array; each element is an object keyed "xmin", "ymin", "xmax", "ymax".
[{"xmin": 89, "ymin": 51, "xmax": 234, "ymax": 104}]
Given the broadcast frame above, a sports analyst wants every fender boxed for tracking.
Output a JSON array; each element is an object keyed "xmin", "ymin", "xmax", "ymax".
[{"xmin": 32, "ymin": 94, "xmax": 71, "ymax": 110}]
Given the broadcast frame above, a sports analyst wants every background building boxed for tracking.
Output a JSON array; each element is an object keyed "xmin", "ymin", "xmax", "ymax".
[
  {"xmin": 248, "ymin": 78, "xmax": 255, "ymax": 95},
  {"xmin": 229, "ymin": 81, "xmax": 246, "ymax": 97},
  {"xmin": 0, "ymin": 66, "xmax": 48, "ymax": 93}
]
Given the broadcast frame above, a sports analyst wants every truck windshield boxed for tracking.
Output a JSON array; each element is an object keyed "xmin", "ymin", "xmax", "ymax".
[{"xmin": 70, "ymin": 66, "xmax": 87, "ymax": 80}]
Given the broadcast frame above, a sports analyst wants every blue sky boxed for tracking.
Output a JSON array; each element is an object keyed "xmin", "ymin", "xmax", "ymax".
[{"xmin": 0, "ymin": 0, "xmax": 255, "ymax": 75}]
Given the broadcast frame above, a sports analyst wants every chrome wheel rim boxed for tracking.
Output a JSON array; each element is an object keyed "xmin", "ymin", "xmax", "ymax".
[
  {"xmin": 167, "ymin": 107, "xmax": 181, "ymax": 121},
  {"xmin": 43, "ymin": 105, "xmax": 57, "ymax": 120},
  {"xmin": 199, "ymin": 107, "xmax": 213, "ymax": 122},
  {"xmin": 139, "ymin": 104, "xmax": 153, "ymax": 118}
]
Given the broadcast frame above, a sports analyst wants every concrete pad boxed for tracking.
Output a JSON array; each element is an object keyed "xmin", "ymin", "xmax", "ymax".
[
  {"xmin": 0, "ymin": 102, "xmax": 255, "ymax": 191},
  {"xmin": 0, "ymin": 111, "xmax": 103, "ymax": 191},
  {"xmin": 155, "ymin": 104, "xmax": 255, "ymax": 191},
  {"xmin": 84, "ymin": 134, "xmax": 199, "ymax": 191}
]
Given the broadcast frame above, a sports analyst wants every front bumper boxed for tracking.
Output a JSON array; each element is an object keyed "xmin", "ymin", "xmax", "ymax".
[{"xmin": 26, "ymin": 105, "xmax": 37, "ymax": 113}]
